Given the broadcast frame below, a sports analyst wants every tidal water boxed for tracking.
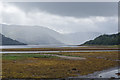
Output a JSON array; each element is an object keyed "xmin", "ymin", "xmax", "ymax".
[
  {"xmin": 0, "ymin": 45, "xmax": 84, "ymax": 49},
  {"xmin": 98, "ymin": 69, "xmax": 119, "ymax": 78},
  {"xmin": 0, "ymin": 50, "xmax": 119, "ymax": 54},
  {"xmin": 69, "ymin": 67, "xmax": 119, "ymax": 78}
]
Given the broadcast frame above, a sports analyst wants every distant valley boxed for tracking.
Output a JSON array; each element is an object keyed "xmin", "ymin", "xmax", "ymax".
[
  {"xmin": 0, "ymin": 24, "xmax": 101, "ymax": 45},
  {"xmin": 1, "ymin": 24, "xmax": 118, "ymax": 46}
]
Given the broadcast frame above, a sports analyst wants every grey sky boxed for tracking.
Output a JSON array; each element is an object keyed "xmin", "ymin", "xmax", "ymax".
[
  {"xmin": 0, "ymin": 2, "xmax": 118, "ymax": 34},
  {"xmin": 11, "ymin": 2, "xmax": 118, "ymax": 18},
  {"xmin": 3, "ymin": 0, "xmax": 120, "ymax": 2}
]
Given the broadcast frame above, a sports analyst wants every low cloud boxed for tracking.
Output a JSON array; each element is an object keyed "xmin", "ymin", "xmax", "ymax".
[{"xmin": 1, "ymin": 2, "xmax": 118, "ymax": 34}]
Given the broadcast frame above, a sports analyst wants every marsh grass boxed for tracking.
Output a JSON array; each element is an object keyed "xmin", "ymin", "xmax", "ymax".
[
  {"xmin": 2, "ymin": 51, "xmax": 119, "ymax": 78},
  {"xmin": 3, "ymin": 53, "xmax": 58, "ymax": 60},
  {"xmin": 44, "ymin": 51, "xmax": 119, "ymax": 60}
]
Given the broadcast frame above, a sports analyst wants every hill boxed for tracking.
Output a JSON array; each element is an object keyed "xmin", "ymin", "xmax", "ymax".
[
  {"xmin": 1, "ymin": 24, "xmax": 63, "ymax": 45},
  {"xmin": 82, "ymin": 33, "xmax": 120, "ymax": 45},
  {"xmin": 0, "ymin": 24, "xmax": 101, "ymax": 45},
  {"xmin": 0, "ymin": 33, "xmax": 26, "ymax": 45}
]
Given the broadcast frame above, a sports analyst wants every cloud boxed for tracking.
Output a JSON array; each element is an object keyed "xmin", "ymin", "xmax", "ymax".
[
  {"xmin": 0, "ymin": 2, "xmax": 3, "ymax": 24},
  {"xmin": 11, "ymin": 2, "xmax": 118, "ymax": 18},
  {"xmin": 1, "ymin": 2, "xmax": 118, "ymax": 34}
]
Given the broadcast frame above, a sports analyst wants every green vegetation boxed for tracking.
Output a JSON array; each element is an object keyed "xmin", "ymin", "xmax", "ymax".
[
  {"xmin": 82, "ymin": 32, "xmax": 120, "ymax": 45},
  {"xmin": 3, "ymin": 53, "xmax": 57, "ymax": 60}
]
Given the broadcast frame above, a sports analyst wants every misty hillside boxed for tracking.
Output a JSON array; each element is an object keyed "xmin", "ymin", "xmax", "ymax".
[
  {"xmin": 82, "ymin": 33, "xmax": 120, "ymax": 45},
  {"xmin": 1, "ymin": 24, "xmax": 101, "ymax": 45},
  {"xmin": 1, "ymin": 24, "xmax": 63, "ymax": 45},
  {"xmin": 64, "ymin": 32, "xmax": 101, "ymax": 45},
  {"xmin": 0, "ymin": 33, "xmax": 26, "ymax": 45}
]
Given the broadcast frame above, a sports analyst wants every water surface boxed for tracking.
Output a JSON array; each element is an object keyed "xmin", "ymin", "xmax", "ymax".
[
  {"xmin": 69, "ymin": 67, "xmax": 119, "ymax": 78},
  {"xmin": 0, "ymin": 50, "xmax": 119, "ymax": 54},
  {"xmin": 0, "ymin": 45, "xmax": 86, "ymax": 49}
]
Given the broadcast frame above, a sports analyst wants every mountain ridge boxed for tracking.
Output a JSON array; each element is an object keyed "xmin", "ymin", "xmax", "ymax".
[{"xmin": 82, "ymin": 32, "xmax": 120, "ymax": 45}]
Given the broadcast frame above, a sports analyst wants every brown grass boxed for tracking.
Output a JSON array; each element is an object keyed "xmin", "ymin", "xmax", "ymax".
[
  {"xmin": 1, "ymin": 47, "xmax": 119, "ymax": 51},
  {"xmin": 2, "ymin": 51, "xmax": 119, "ymax": 79},
  {"xmin": 48, "ymin": 51, "xmax": 119, "ymax": 60}
]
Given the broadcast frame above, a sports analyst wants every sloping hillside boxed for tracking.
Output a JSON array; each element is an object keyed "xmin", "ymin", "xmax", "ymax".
[
  {"xmin": 1, "ymin": 24, "xmax": 63, "ymax": 45},
  {"xmin": 0, "ymin": 34, "xmax": 26, "ymax": 45},
  {"xmin": 1, "ymin": 24, "xmax": 101, "ymax": 45},
  {"xmin": 82, "ymin": 33, "xmax": 120, "ymax": 45}
]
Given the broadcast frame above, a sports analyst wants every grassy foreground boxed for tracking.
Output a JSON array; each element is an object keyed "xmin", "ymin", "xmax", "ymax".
[{"xmin": 2, "ymin": 51, "xmax": 119, "ymax": 79}]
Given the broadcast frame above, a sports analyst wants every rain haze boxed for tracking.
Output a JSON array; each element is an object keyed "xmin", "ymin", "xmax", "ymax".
[{"xmin": 0, "ymin": 2, "xmax": 118, "ymax": 45}]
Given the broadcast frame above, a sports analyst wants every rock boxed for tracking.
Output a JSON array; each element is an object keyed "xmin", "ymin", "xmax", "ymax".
[
  {"xmin": 110, "ymin": 77, "xmax": 115, "ymax": 79},
  {"xmin": 49, "ymin": 67, "xmax": 53, "ymax": 69},
  {"xmin": 115, "ymin": 73, "xmax": 120, "ymax": 75},
  {"xmin": 99, "ymin": 76, "xmax": 102, "ymax": 77},
  {"xmin": 72, "ymin": 68, "xmax": 77, "ymax": 71}
]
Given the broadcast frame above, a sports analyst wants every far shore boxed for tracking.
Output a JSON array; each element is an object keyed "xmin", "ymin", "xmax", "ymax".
[{"xmin": 1, "ymin": 46, "xmax": 119, "ymax": 51}]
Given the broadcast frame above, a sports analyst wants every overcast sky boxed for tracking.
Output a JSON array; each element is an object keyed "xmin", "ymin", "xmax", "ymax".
[{"xmin": 0, "ymin": 2, "xmax": 118, "ymax": 34}]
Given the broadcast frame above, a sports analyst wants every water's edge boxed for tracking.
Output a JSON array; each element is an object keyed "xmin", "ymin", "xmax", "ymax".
[{"xmin": 69, "ymin": 67, "xmax": 119, "ymax": 79}]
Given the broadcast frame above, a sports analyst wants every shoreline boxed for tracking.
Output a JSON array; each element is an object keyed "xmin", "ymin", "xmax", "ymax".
[{"xmin": 69, "ymin": 66, "xmax": 119, "ymax": 78}]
